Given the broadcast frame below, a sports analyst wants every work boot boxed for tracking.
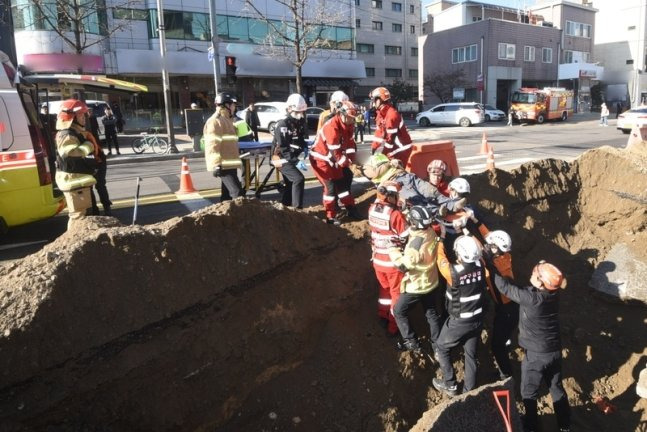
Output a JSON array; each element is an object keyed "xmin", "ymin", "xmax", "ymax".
[
  {"xmin": 346, "ymin": 206, "xmax": 362, "ymax": 221},
  {"xmin": 397, "ymin": 338, "xmax": 422, "ymax": 354},
  {"xmin": 326, "ymin": 217, "xmax": 340, "ymax": 226},
  {"xmin": 104, "ymin": 207, "xmax": 112, "ymax": 217},
  {"xmin": 432, "ymin": 378, "xmax": 458, "ymax": 397}
]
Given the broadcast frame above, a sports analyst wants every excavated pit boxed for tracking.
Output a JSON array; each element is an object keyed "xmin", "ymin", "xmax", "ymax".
[{"xmin": 0, "ymin": 145, "xmax": 646, "ymax": 431}]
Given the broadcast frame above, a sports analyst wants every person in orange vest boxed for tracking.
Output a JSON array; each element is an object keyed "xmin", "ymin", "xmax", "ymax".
[
  {"xmin": 309, "ymin": 101, "xmax": 362, "ymax": 224},
  {"xmin": 368, "ymin": 180, "xmax": 408, "ymax": 335},
  {"xmin": 370, "ymin": 87, "xmax": 413, "ymax": 167},
  {"xmin": 492, "ymin": 261, "xmax": 571, "ymax": 432}
]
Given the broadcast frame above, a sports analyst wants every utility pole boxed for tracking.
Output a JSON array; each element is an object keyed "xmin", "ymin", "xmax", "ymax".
[
  {"xmin": 156, "ymin": 0, "xmax": 178, "ymax": 153},
  {"xmin": 208, "ymin": 0, "xmax": 220, "ymax": 96}
]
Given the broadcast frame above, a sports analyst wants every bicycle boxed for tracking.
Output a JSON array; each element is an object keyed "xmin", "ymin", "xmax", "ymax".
[{"xmin": 131, "ymin": 128, "xmax": 170, "ymax": 154}]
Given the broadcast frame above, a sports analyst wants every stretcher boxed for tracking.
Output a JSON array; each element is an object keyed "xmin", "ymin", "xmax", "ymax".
[{"xmin": 238, "ymin": 141, "xmax": 280, "ymax": 197}]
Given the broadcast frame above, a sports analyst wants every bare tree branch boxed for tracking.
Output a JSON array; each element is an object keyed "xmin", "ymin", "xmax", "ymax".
[{"xmin": 424, "ymin": 70, "xmax": 468, "ymax": 103}]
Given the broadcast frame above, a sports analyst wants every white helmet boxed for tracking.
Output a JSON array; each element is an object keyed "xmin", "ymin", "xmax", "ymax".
[
  {"xmin": 286, "ymin": 94, "xmax": 307, "ymax": 112},
  {"xmin": 453, "ymin": 235, "xmax": 482, "ymax": 263},
  {"xmin": 330, "ymin": 90, "xmax": 349, "ymax": 103},
  {"xmin": 449, "ymin": 178, "xmax": 470, "ymax": 194},
  {"xmin": 485, "ymin": 230, "xmax": 512, "ymax": 253}
]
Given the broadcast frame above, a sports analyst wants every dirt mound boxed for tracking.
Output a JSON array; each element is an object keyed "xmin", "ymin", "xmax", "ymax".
[{"xmin": 0, "ymin": 146, "xmax": 646, "ymax": 431}]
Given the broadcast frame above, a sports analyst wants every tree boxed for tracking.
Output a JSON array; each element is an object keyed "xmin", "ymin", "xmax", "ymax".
[
  {"xmin": 423, "ymin": 70, "xmax": 468, "ymax": 103},
  {"xmin": 11, "ymin": 0, "xmax": 139, "ymax": 56},
  {"xmin": 244, "ymin": 0, "xmax": 349, "ymax": 94},
  {"xmin": 387, "ymin": 78, "xmax": 415, "ymax": 104}
]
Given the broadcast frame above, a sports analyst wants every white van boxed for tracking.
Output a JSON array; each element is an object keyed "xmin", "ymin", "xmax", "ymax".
[{"xmin": 416, "ymin": 102, "xmax": 486, "ymax": 127}]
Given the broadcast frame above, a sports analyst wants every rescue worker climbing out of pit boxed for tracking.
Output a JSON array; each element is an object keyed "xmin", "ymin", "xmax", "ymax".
[
  {"xmin": 370, "ymin": 86, "xmax": 413, "ymax": 167},
  {"xmin": 204, "ymin": 92, "xmax": 243, "ymax": 202},
  {"xmin": 55, "ymin": 99, "xmax": 99, "ymax": 229},
  {"xmin": 272, "ymin": 93, "xmax": 308, "ymax": 209},
  {"xmin": 368, "ymin": 180, "xmax": 409, "ymax": 335},
  {"xmin": 310, "ymin": 100, "xmax": 362, "ymax": 225},
  {"xmin": 389, "ymin": 205, "xmax": 443, "ymax": 357},
  {"xmin": 492, "ymin": 261, "xmax": 571, "ymax": 432}
]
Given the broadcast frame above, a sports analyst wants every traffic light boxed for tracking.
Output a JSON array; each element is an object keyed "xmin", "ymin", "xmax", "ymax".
[{"xmin": 225, "ymin": 56, "xmax": 237, "ymax": 84}]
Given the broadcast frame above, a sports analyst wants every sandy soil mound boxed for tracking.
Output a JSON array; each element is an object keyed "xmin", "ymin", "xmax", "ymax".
[{"xmin": 0, "ymin": 146, "xmax": 645, "ymax": 431}]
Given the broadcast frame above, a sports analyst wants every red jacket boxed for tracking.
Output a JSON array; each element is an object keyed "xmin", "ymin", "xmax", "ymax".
[
  {"xmin": 369, "ymin": 200, "xmax": 409, "ymax": 273},
  {"xmin": 310, "ymin": 115, "xmax": 354, "ymax": 177},
  {"xmin": 371, "ymin": 103, "xmax": 412, "ymax": 158}
]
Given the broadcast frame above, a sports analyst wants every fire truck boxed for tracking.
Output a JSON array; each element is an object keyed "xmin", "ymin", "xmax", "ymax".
[{"xmin": 510, "ymin": 87, "xmax": 574, "ymax": 124}]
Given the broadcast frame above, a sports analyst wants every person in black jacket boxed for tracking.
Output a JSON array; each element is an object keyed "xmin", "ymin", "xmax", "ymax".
[
  {"xmin": 272, "ymin": 94, "xmax": 308, "ymax": 208},
  {"xmin": 493, "ymin": 261, "xmax": 570, "ymax": 432},
  {"xmin": 102, "ymin": 108, "xmax": 120, "ymax": 155},
  {"xmin": 245, "ymin": 103, "xmax": 260, "ymax": 141}
]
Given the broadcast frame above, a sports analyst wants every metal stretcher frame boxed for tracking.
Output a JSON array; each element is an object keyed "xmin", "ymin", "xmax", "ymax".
[{"xmin": 238, "ymin": 141, "xmax": 281, "ymax": 197}]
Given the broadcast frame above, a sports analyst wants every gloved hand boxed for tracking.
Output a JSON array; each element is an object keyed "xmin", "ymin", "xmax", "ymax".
[
  {"xmin": 349, "ymin": 163, "xmax": 363, "ymax": 177},
  {"xmin": 455, "ymin": 197, "xmax": 467, "ymax": 211},
  {"xmin": 452, "ymin": 217, "xmax": 467, "ymax": 231},
  {"xmin": 212, "ymin": 166, "xmax": 222, "ymax": 177},
  {"xmin": 296, "ymin": 160, "xmax": 307, "ymax": 171},
  {"xmin": 464, "ymin": 208, "xmax": 477, "ymax": 223},
  {"xmin": 302, "ymin": 147, "xmax": 309, "ymax": 158},
  {"xmin": 397, "ymin": 263, "xmax": 408, "ymax": 273}
]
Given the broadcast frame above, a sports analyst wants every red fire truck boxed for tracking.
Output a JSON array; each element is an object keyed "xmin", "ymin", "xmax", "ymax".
[{"xmin": 510, "ymin": 87, "xmax": 574, "ymax": 124}]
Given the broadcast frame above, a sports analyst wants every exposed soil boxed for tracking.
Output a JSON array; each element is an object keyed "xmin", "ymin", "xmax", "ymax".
[{"xmin": 0, "ymin": 145, "xmax": 646, "ymax": 431}]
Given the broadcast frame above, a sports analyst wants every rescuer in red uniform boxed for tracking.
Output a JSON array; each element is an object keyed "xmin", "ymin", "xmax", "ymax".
[{"xmin": 370, "ymin": 87, "xmax": 413, "ymax": 167}]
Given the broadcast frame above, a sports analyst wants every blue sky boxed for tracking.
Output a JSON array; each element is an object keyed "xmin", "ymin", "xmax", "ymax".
[{"xmin": 421, "ymin": 0, "xmax": 538, "ymax": 9}]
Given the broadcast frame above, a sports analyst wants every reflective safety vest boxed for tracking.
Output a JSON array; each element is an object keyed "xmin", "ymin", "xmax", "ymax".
[
  {"xmin": 368, "ymin": 201, "xmax": 408, "ymax": 273},
  {"xmin": 54, "ymin": 127, "xmax": 97, "ymax": 192},
  {"xmin": 390, "ymin": 228, "xmax": 440, "ymax": 294},
  {"xmin": 203, "ymin": 108, "xmax": 242, "ymax": 171},
  {"xmin": 234, "ymin": 118, "xmax": 253, "ymax": 139}
]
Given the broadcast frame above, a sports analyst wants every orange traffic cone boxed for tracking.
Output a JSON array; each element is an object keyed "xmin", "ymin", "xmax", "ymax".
[
  {"xmin": 480, "ymin": 131, "xmax": 489, "ymax": 154},
  {"xmin": 177, "ymin": 157, "xmax": 197, "ymax": 194},
  {"xmin": 486, "ymin": 143, "xmax": 495, "ymax": 172}
]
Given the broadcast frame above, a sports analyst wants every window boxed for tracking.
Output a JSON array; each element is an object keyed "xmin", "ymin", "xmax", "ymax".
[
  {"xmin": 355, "ymin": 0, "xmax": 360, "ymax": 4},
  {"xmin": 372, "ymin": 0, "xmax": 382, "ymax": 8},
  {"xmin": 356, "ymin": 19, "xmax": 360, "ymax": 28},
  {"xmin": 542, "ymin": 47, "xmax": 552, "ymax": 63},
  {"xmin": 372, "ymin": 21, "xmax": 383, "ymax": 30},
  {"xmin": 411, "ymin": 47, "xmax": 418, "ymax": 56},
  {"xmin": 385, "ymin": 68, "xmax": 402, "ymax": 77},
  {"xmin": 524, "ymin": 46, "xmax": 535, "ymax": 62},
  {"xmin": 14, "ymin": 0, "xmax": 107, "ymax": 33},
  {"xmin": 409, "ymin": 69, "xmax": 418, "ymax": 79},
  {"xmin": 410, "ymin": 4, "xmax": 415, "ymax": 13},
  {"xmin": 385, "ymin": 45, "xmax": 402, "ymax": 55},
  {"xmin": 628, "ymin": 25, "xmax": 636, "ymax": 30},
  {"xmin": 113, "ymin": 8, "xmax": 148, "ymax": 20},
  {"xmin": 472, "ymin": 16, "xmax": 482, "ymax": 22},
  {"xmin": 357, "ymin": 43, "xmax": 375, "ymax": 54},
  {"xmin": 149, "ymin": 10, "xmax": 211, "ymax": 40},
  {"xmin": 366, "ymin": 67, "xmax": 375, "ymax": 77},
  {"xmin": 564, "ymin": 50, "xmax": 590, "ymax": 63},
  {"xmin": 392, "ymin": 23, "xmax": 402, "ymax": 32},
  {"xmin": 452, "ymin": 44, "xmax": 477, "ymax": 63},
  {"xmin": 564, "ymin": 50, "xmax": 573, "ymax": 63},
  {"xmin": 410, "ymin": 25, "xmax": 415, "ymax": 34},
  {"xmin": 627, "ymin": 59, "xmax": 634, "ymax": 65},
  {"xmin": 565, "ymin": 20, "xmax": 592, "ymax": 38},
  {"xmin": 392, "ymin": 2, "xmax": 402, "ymax": 12},
  {"xmin": 498, "ymin": 43, "xmax": 515, "ymax": 60}
]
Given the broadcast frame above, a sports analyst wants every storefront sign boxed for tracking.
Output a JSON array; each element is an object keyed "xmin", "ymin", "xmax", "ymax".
[
  {"xmin": 453, "ymin": 87, "xmax": 465, "ymax": 99},
  {"xmin": 579, "ymin": 70, "xmax": 597, "ymax": 78}
]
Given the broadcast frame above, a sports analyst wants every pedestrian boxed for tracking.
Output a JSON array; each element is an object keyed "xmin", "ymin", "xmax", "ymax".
[
  {"xmin": 354, "ymin": 106, "xmax": 365, "ymax": 143},
  {"xmin": 478, "ymin": 228, "xmax": 517, "ymax": 379},
  {"xmin": 432, "ymin": 233, "xmax": 489, "ymax": 397},
  {"xmin": 616, "ymin": 101, "xmax": 623, "ymax": 119},
  {"xmin": 507, "ymin": 109, "xmax": 515, "ymax": 126},
  {"xmin": 89, "ymin": 141, "xmax": 112, "ymax": 216},
  {"xmin": 102, "ymin": 107, "xmax": 121, "ymax": 155},
  {"xmin": 600, "ymin": 102, "xmax": 609, "ymax": 126},
  {"xmin": 368, "ymin": 180, "xmax": 409, "ymax": 336},
  {"xmin": 370, "ymin": 87, "xmax": 413, "ymax": 167},
  {"xmin": 111, "ymin": 102, "xmax": 125, "ymax": 133},
  {"xmin": 233, "ymin": 114, "xmax": 254, "ymax": 142},
  {"xmin": 317, "ymin": 90, "xmax": 349, "ymax": 131},
  {"xmin": 364, "ymin": 105, "xmax": 372, "ymax": 134},
  {"xmin": 493, "ymin": 261, "xmax": 571, "ymax": 432},
  {"xmin": 309, "ymin": 100, "xmax": 361, "ymax": 224},
  {"xmin": 203, "ymin": 92, "xmax": 243, "ymax": 202},
  {"xmin": 271, "ymin": 94, "xmax": 308, "ymax": 208},
  {"xmin": 391, "ymin": 205, "xmax": 443, "ymax": 355},
  {"xmin": 54, "ymin": 99, "xmax": 99, "ymax": 229},
  {"xmin": 245, "ymin": 102, "xmax": 260, "ymax": 141}
]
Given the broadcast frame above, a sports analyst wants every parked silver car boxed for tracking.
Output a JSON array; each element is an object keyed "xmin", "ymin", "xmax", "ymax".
[
  {"xmin": 237, "ymin": 102, "xmax": 288, "ymax": 135},
  {"xmin": 416, "ymin": 102, "xmax": 485, "ymax": 127}
]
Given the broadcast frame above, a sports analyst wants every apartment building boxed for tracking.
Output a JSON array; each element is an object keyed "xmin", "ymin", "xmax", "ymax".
[
  {"xmin": 591, "ymin": 0, "xmax": 647, "ymax": 107},
  {"xmin": 354, "ymin": 0, "xmax": 422, "ymax": 99},
  {"xmin": 419, "ymin": 0, "xmax": 599, "ymax": 112},
  {"xmin": 11, "ymin": 0, "xmax": 364, "ymax": 124}
]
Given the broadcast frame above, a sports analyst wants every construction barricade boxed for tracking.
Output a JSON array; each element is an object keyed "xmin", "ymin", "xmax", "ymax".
[{"xmin": 405, "ymin": 140, "xmax": 460, "ymax": 179}]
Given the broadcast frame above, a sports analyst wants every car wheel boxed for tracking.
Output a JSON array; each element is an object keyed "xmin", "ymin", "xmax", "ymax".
[
  {"xmin": 485, "ymin": 114, "xmax": 491, "ymax": 122},
  {"xmin": 268, "ymin": 122, "xmax": 277, "ymax": 135},
  {"xmin": 459, "ymin": 117, "xmax": 471, "ymax": 127},
  {"xmin": 419, "ymin": 117, "xmax": 431, "ymax": 127},
  {"xmin": 536, "ymin": 113, "xmax": 546, "ymax": 124},
  {"xmin": 621, "ymin": 129, "xmax": 630, "ymax": 134},
  {"xmin": 561, "ymin": 111, "xmax": 567, "ymax": 121}
]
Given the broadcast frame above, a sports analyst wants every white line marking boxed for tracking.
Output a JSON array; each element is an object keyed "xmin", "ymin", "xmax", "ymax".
[{"xmin": 0, "ymin": 240, "xmax": 48, "ymax": 251}]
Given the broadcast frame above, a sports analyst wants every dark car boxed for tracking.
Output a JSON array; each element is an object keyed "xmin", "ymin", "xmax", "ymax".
[{"xmin": 306, "ymin": 107, "xmax": 324, "ymax": 132}]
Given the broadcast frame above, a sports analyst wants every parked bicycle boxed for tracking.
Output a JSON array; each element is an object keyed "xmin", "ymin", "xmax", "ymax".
[{"xmin": 131, "ymin": 128, "xmax": 170, "ymax": 154}]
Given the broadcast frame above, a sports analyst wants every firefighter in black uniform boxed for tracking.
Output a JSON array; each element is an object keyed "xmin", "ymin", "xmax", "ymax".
[
  {"xmin": 271, "ymin": 93, "xmax": 308, "ymax": 208},
  {"xmin": 493, "ymin": 261, "xmax": 571, "ymax": 432},
  {"xmin": 433, "ymin": 233, "xmax": 489, "ymax": 397}
]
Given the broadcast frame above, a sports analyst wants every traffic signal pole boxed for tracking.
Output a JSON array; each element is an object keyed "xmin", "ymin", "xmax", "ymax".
[
  {"xmin": 208, "ymin": 0, "xmax": 220, "ymax": 96},
  {"xmin": 156, "ymin": 0, "xmax": 178, "ymax": 153}
]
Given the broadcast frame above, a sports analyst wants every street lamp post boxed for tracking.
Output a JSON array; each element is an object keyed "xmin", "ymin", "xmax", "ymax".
[
  {"xmin": 156, "ymin": 0, "xmax": 178, "ymax": 153},
  {"xmin": 208, "ymin": 0, "xmax": 220, "ymax": 95}
]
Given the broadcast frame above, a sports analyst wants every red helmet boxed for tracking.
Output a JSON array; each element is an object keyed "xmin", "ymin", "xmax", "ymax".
[
  {"xmin": 56, "ymin": 99, "xmax": 89, "ymax": 130},
  {"xmin": 339, "ymin": 100, "xmax": 359, "ymax": 117},
  {"xmin": 370, "ymin": 87, "xmax": 391, "ymax": 102},
  {"xmin": 532, "ymin": 261, "xmax": 566, "ymax": 290},
  {"xmin": 376, "ymin": 180, "xmax": 401, "ymax": 200}
]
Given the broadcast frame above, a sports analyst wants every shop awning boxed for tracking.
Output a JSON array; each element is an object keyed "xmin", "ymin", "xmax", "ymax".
[{"xmin": 23, "ymin": 74, "xmax": 148, "ymax": 94}]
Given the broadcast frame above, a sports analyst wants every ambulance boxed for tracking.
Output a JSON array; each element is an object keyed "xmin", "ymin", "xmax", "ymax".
[{"xmin": 510, "ymin": 87, "xmax": 574, "ymax": 124}]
